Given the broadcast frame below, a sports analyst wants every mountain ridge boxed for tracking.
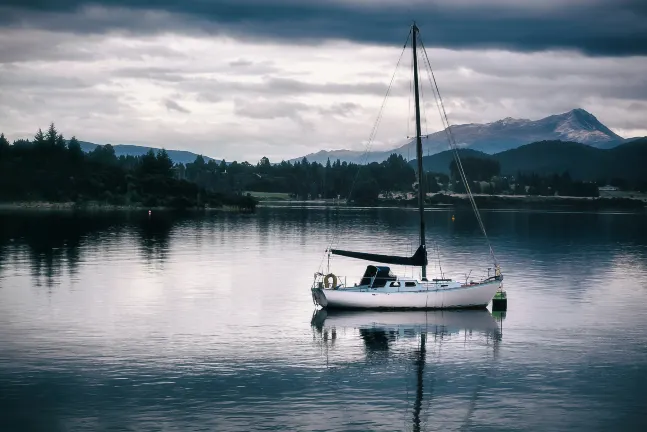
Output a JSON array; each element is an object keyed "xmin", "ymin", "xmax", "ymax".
[{"xmin": 293, "ymin": 108, "xmax": 624, "ymax": 164}]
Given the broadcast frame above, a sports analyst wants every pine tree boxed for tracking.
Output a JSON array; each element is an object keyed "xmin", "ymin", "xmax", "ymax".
[
  {"xmin": 55, "ymin": 133, "xmax": 66, "ymax": 149},
  {"xmin": 68, "ymin": 136, "xmax": 80, "ymax": 151},
  {"xmin": 34, "ymin": 128, "xmax": 45, "ymax": 144},
  {"xmin": 156, "ymin": 149, "xmax": 173, "ymax": 178},
  {"xmin": 68, "ymin": 136, "xmax": 83, "ymax": 160},
  {"xmin": 0, "ymin": 133, "xmax": 9, "ymax": 150},
  {"xmin": 193, "ymin": 155, "xmax": 205, "ymax": 167},
  {"xmin": 46, "ymin": 123, "xmax": 58, "ymax": 146}
]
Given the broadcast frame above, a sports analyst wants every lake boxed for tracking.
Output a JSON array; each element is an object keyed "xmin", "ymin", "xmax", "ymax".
[{"xmin": 1, "ymin": 206, "xmax": 646, "ymax": 431}]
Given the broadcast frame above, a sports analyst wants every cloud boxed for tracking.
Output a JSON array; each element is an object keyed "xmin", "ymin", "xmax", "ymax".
[
  {"xmin": 164, "ymin": 98, "xmax": 190, "ymax": 113},
  {"xmin": 0, "ymin": 1, "xmax": 646, "ymax": 56},
  {"xmin": 0, "ymin": 27, "xmax": 646, "ymax": 162}
]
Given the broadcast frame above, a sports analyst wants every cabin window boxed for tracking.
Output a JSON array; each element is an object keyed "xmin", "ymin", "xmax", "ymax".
[
  {"xmin": 390, "ymin": 281, "xmax": 400, "ymax": 287},
  {"xmin": 405, "ymin": 282, "xmax": 416, "ymax": 287}
]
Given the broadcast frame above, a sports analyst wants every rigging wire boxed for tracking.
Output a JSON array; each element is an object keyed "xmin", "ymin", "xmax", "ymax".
[
  {"xmin": 316, "ymin": 28, "xmax": 413, "ymax": 274},
  {"xmin": 417, "ymin": 36, "xmax": 499, "ymax": 268}
]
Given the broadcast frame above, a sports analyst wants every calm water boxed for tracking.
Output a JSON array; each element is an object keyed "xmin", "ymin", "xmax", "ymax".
[{"xmin": 1, "ymin": 206, "xmax": 647, "ymax": 431}]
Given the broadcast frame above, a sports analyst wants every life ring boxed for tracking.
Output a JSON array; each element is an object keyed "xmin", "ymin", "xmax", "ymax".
[{"xmin": 324, "ymin": 273, "xmax": 338, "ymax": 289}]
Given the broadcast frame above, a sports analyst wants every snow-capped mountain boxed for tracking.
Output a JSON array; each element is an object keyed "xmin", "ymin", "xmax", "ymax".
[{"xmin": 292, "ymin": 108, "xmax": 624, "ymax": 164}]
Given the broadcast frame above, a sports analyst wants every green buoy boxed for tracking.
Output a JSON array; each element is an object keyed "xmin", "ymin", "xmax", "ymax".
[{"xmin": 492, "ymin": 290, "xmax": 507, "ymax": 311}]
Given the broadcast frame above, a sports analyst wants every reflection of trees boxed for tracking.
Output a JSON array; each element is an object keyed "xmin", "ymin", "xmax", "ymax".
[
  {"xmin": 0, "ymin": 211, "xmax": 188, "ymax": 288},
  {"xmin": 0, "ymin": 212, "xmax": 123, "ymax": 288},
  {"xmin": 136, "ymin": 214, "xmax": 175, "ymax": 265}
]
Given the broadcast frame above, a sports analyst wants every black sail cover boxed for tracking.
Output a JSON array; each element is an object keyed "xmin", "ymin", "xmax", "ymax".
[{"xmin": 330, "ymin": 245, "xmax": 428, "ymax": 266}]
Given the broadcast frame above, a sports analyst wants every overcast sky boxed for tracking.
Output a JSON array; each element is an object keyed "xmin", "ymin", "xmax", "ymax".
[{"xmin": 1, "ymin": 0, "xmax": 646, "ymax": 162}]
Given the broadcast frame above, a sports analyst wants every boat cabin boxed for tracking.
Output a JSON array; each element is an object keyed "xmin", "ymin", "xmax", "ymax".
[{"xmin": 360, "ymin": 265, "xmax": 397, "ymax": 288}]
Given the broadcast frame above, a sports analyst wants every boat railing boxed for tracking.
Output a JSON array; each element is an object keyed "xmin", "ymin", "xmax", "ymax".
[
  {"xmin": 311, "ymin": 269, "xmax": 500, "ymax": 290},
  {"xmin": 311, "ymin": 272, "xmax": 350, "ymax": 290}
]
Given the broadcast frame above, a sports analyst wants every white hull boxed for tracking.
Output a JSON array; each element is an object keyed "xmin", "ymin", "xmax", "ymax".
[{"xmin": 312, "ymin": 279, "xmax": 501, "ymax": 310}]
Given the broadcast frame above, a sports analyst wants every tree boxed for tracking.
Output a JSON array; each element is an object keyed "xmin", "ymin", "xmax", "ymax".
[
  {"xmin": 89, "ymin": 144, "xmax": 117, "ymax": 165},
  {"xmin": 139, "ymin": 149, "xmax": 158, "ymax": 175},
  {"xmin": 68, "ymin": 136, "xmax": 83, "ymax": 161},
  {"xmin": 156, "ymin": 149, "xmax": 174, "ymax": 178},
  {"xmin": 193, "ymin": 155, "xmax": 206, "ymax": 167},
  {"xmin": 353, "ymin": 178, "xmax": 380, "ymax": 204},
  {"xmin": 427, "ymin": 174, "xmax": 441, "ymax": 193},
  {"xmin": 55, "ymin": 133, "xmax": 66, "ymax": 149},
  {"xmin": 258, "ymin": 156, "xmax": 271, "ymax": 175},
  {"xmin": 46, "ymin": 123, "xmax": 58, "ymax": 146},
  {"xmin": 218, "ymin": 159, "xmax": 227, "ymax": 173},
  {"xmin": 34, "ymin": 128, "xmax": 45, "ymax": 145},
  {"xmin": 0, "ymin": 133, "xmax": 9, "ymax": 151},
  {"xmin": 68, "ymin": 136, "xmax": 81, "ymax": 152},
  {"xmin": 13, "ymin": 138, "xmax": 30, "ymax": 147}
]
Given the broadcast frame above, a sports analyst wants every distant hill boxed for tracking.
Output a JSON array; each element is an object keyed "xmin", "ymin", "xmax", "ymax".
[
  {"xmin": 414, "ymin": 149, "xmax": 490, "ymax": 174},
  {"xmin": 418, "ymin": 137, "xmax": 647, "ymax": 181},
  {"xmin": 78, "ymin": 141, "xmax": 218, "ymax": 165},
  {"xmin": 292, "ymin": 108, "xmax": 624, "ymax": 164}
]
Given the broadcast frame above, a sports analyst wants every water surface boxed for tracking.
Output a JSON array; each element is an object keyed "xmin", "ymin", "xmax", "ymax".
[{"xmin": 1, "ymin": 207, "xmax": 646, "ymax": 431}]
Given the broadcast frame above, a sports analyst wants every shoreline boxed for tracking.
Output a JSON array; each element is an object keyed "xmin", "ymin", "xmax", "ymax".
[
  {"xmin": 258, "ymin": 193, "xmax": 647, "ymax": 211},
  {"xmin": 0, "ymin": 201, "xmax": 252, "ymax": 213},
  {"xmin": 4, "ymin": 193, "xmax": 645, "ymax": 213}
]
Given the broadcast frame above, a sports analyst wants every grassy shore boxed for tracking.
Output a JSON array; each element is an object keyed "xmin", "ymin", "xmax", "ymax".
[
  {"xmin": 244, "ymin": 191, "xmax": 293, "ymax": 201},
  {"xmin": 399, "ymin": 193, "xmax": 646, "ymax": 210}
]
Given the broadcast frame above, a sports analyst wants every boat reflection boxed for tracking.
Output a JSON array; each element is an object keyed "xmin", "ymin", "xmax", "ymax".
[
  {"xmin": 311, "ymin": 309, "xmax": 503, "ymax": 432},
  {"xmin": 312, "ymin": 309, "xmax": 502, "ymax": 343}
]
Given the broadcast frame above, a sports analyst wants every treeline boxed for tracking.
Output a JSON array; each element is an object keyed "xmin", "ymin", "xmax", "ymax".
[
  {"xmin": 2, "ymin": 125, "xmax": 632, "ymax": 208},
  {"xmin": 176, "ymin": 152, "xmax": 601, "ymax": 201},
  {"xmin": 177, "ymin": 153, "xmax": 417, "ymax": 204},
  {"xmin": 447, "ymin": 157, "xmax": 600, "ymax": 197},
  {"xmin": 0, "ymin": 125, "xmax": 256, "ymax": 210}
]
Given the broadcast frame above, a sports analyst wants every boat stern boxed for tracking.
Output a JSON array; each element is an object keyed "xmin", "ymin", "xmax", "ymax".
[{"xmin": 311, "ymin": 287, "xmax": 328, "ymax": 308}]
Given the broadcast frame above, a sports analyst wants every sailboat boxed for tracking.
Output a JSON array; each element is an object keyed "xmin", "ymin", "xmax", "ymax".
[{"xmin": 311, "ymin": 24, "xmax": 504, "ymax": 310}]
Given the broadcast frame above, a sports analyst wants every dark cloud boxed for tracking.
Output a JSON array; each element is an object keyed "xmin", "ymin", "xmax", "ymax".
[
  {"xmin": 0, "ymin": 1, "xmax": 646, "ymax": 56},
  {"xmin": 164, "ymin": 98, "xmax": 190, "ymax": 113}
]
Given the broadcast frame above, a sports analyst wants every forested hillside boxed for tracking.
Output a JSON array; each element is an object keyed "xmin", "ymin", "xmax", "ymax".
[
  {"xmin": 419, "ymin": 138, "xmax": 647, "ymax": 188},
  {"xmin": 0, "ymin": 125, "xmax": 255, "ymax": 210}
]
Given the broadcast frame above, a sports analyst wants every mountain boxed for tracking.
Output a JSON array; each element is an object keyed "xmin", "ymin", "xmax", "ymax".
[
  {"xmin": 289, "ymin": 149, "xmax": 391, "ymax": 165},
  {"xmin": 78, "ymin": 141, "xmax": 218, "ymax": 165},
  {"xmin": 418, "ymin": 137, "xmax": 647, "ymax": 181},
  {"xmin": 293, "ymin": 109, "xmax": 624, "ymax": 164}
]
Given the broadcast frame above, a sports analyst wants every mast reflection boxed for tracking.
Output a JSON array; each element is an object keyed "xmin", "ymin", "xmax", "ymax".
[{"xmin": 312, "ymin": 309, "xmax": 503, "ymax": 430}]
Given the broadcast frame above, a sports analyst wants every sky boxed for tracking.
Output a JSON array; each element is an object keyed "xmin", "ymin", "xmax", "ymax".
[{"xmin": 0, "ymin": 0, "xmax": 646, "ymax": 162}]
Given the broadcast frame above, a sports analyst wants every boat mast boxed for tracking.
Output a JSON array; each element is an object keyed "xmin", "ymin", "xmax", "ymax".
[{"xmin": 412, "ymin": 23, "xmax": 427, "ymax": 280}]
